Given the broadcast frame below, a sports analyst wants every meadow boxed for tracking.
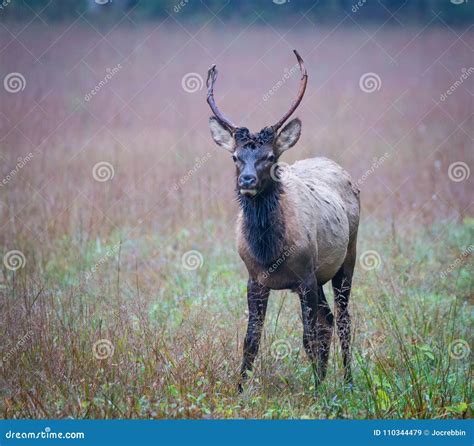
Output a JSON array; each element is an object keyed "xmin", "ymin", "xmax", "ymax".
[{"xmin": 0, "ymin": 22, "xmax": 472, "ymax": 419}]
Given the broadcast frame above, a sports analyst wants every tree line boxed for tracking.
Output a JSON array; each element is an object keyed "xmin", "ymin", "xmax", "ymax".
[{"xmin": 0, "ymin": 0, "xmax": 472, "ymax": 25}]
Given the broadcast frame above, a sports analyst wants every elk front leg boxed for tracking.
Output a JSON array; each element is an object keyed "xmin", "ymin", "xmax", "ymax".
[
  {"xmin": 239, "ymin": 278, "xmax": 269, "ymax": 392},
  {"xmin": 298, "ymin": 278, "xmax": 334, "ymax": 395}
]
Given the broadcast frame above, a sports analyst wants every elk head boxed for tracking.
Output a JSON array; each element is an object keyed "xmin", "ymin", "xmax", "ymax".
[{"xmin": 207, "ymin": 50, "xmax": 308, "ymax": 197}]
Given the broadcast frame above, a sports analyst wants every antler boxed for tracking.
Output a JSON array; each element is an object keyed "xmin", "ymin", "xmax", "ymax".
[
  {"xmin": 206, "ymin": 64, "xmax": 237, "ymax": 133},
  {"xmin": 272, "ymin": 50, "xmax": 308, "ymax": 132}
]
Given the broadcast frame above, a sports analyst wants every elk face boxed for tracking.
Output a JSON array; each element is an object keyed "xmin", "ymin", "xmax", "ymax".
[
  {"xmin": 206, "ymin": 50, "xmax": 307, "ymax": 198},
  {"xmin": 209, "ymin": 118, "xmax": 302, "ymax": 197}
]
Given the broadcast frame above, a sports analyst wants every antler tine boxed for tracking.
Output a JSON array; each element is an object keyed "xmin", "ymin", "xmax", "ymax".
[
  {"xmin": 272, "ymin": 50, "xmax": 308, "ymax": 132},
  {"xmin": 206, "ymin": 64, "xmax": 237, "ymax": 133}
]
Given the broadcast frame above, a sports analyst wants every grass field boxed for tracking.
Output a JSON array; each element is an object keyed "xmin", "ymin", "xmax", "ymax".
[{"xmin": 0, "ymin": 23, "xmax": 472, "ymax": 419}]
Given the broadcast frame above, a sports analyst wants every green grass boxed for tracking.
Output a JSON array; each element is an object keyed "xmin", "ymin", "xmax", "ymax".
[{"xmin": 0, "ymin": 218, "xmax": 472, "ymax": 419}]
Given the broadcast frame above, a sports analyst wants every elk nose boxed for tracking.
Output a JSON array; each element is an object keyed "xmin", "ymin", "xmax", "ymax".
[{"xmin": 239, "ymin": 174, "xmax": 257, "ymax": 188}]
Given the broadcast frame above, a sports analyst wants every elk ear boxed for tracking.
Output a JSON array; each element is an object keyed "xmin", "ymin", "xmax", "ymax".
[
  {"xmin": 274, "ymin": 118, "xmax": 301, "ymax": 156},
  {"xmin": 209, "ymin": 117, "xmax": 235, "ymax": 152}
]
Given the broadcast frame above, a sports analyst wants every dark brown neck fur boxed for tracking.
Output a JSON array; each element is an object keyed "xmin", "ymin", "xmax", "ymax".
[{"xmin": 237, "ymin": 182, "xmax": 286, "ymax": 267}]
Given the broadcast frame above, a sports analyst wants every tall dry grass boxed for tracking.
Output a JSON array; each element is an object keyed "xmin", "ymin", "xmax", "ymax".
[{"xmin": 0, "ymin": 23, "xmax": 472, "ymax": 418}]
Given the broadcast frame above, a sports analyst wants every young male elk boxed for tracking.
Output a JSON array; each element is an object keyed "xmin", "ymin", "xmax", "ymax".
[{"xmin": 206, "ymin": 50, "xmax": 360, "ymax": 394}]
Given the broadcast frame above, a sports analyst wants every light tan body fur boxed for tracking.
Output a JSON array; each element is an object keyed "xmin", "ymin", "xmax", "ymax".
[{"xmin": 237, "ymin": 157, "xmax": 360, "ymax": 289}]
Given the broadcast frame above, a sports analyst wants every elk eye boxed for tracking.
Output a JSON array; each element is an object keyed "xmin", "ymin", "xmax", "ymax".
[
  {"xmin": 232, "ymin": 155, "xmax": 238, "ymax": 162},
  {"xmin": 267, "ymin": 154, "xmax": 275, "ymax": 162}
]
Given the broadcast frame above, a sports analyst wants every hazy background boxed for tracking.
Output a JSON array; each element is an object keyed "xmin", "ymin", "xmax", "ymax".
[{"xmin": 0, "ymin": 0, "xmax": 472, "ymax": 419}]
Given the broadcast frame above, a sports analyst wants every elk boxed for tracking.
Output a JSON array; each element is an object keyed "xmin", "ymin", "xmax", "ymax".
[{"xmin": 206, "ymin": 50, "xmax": 360, "ymax": 394}]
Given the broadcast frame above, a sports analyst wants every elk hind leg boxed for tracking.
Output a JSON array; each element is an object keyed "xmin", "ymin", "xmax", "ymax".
[
  {"xmin": 298, "ymin": 279, "xmax": 334, "ymax": 394},
  {"xmin": 332, "ymin": 243, "xmax": 356, "ymax": 385}
]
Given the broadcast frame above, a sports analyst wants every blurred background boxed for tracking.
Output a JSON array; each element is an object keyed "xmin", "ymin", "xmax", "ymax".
[
  {"xmin": 0, "ymin": 0, "xmax": 472, "ymax": 233},
  {"xmin": 0, "ymin": 1, "xmax": 472, "ymax": 419}
]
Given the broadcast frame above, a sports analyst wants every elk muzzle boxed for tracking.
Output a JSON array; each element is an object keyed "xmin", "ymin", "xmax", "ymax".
[{"xmin": 238, "ymin": 174, "xmax": 258, "ymax": 196}]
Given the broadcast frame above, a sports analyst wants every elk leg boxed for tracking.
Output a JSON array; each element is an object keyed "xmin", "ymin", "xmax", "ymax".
[
  {"xmin": 316, "ymin": 286, "xmax": 334, "ymax": 384},
  {"xmin": 298, "ymin": 278, "xmax": 334, "ymax": 394},
  {"xmin": 239, "ymin": 278, "xmax": 269, "ymax": 392},
  {"xmin": 332, "ymin": 242, "xmax": 356, "ymax": 386}
]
